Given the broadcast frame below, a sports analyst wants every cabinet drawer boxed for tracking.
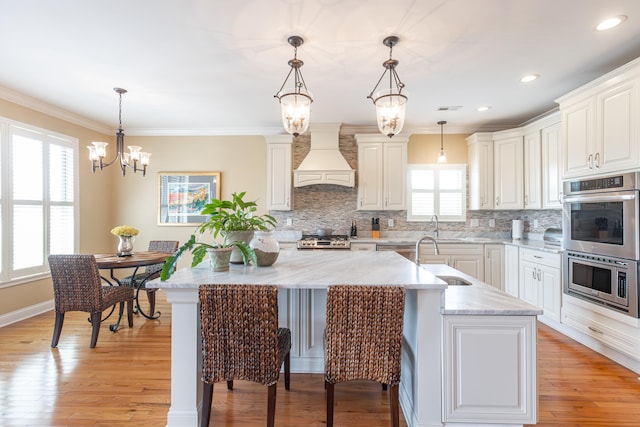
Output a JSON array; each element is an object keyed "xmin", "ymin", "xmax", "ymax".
[
  {"xmin": 437, "ymin": 243, "xmax": 484, "ymax": 255},
  {"xmin": 519, "ymin": 247, "xmax": 560, "ymax": 268}
]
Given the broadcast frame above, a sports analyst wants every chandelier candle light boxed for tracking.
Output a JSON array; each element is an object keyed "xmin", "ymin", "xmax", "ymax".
[
  {"xmin": 367, "ymin": 36, "xmax": 408, "ymax": 138},
  {"xmin": 274, "ymin": 35, "xmax": 313, "ymax": 136},
  {"xmin": 87, "ymin": 88, "xmax": 151, "ymax": 176}
]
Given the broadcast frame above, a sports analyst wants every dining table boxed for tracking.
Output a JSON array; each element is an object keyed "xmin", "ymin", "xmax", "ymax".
[{"xmin": 94, "ymin": 251, "xmax": 170, "ymax": 322}]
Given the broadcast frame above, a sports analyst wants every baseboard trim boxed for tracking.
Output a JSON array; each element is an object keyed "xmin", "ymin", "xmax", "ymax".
[{"xmin": 0, "ymin": 300, "xmax": 54, "ymax": 327}]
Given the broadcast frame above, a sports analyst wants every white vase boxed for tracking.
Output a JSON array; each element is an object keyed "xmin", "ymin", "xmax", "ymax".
[
  {"xmin": 249, "ymin": 231, "xmax": 280, "ymax": 266},
  {"xmin": 225, "ymin": 231, "xmax": 254, "ymax": 264},
  {"xmin": 117, "ymin": 235, "xmax": 135, "ymax": 256}
]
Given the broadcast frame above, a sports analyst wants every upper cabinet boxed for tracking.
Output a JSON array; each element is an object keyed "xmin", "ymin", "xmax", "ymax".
[
  {"xmin": 467, "ymin": 133, "xmax": 494, "ymax": 210},
  {"xmin": 557, "ymin": 57, "xmax": 640, "ymax": 179},
  {"xmin": 467, "ymin": 112, "xmax": 562, "ymax": 211},
  {"xmin": 493, "ymin": 129, "xmax": 524, "ymax": 210},
  {"xmin": 355, "ymin": 134, "xmax": 408, "ymax": 211},
  {"xmin": 265, "ymin": 135, "xmax": 293, "ymax": 211}
]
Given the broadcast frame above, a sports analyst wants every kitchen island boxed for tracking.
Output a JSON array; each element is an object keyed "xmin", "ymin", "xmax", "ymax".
[{"xmin": 147, "ymin": 249, "xmax": 541, "ymax": 427}]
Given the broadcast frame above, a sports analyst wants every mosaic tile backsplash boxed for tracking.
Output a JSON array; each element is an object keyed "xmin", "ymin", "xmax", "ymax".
[{"xmin": 269, "ymin": 133, "xmax": 562, "ymax": 239}]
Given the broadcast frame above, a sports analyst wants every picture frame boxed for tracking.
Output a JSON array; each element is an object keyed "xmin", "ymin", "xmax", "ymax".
[{"xmin": 158, "ymin": 172, "xmax": 221, "ymax": 226}]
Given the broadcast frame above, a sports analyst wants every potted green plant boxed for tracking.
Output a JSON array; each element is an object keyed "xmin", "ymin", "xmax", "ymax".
[
  {"xmin": 160, "ymin": 192, "xmax": 275, "ymax": 280},
  {"xmin": 198, "ymin": 191, "xmax": 277, "ymax": 263}
]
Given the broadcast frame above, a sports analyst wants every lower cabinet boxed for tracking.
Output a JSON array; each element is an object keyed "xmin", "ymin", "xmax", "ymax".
[
  {"xmin": 420, "ymin": 243, "xmax": 484, "ymax": 280},
  {"xmin": 443, "ymin": 315, "xmax": 538, "ymax": 424},
  {"xmin": 504, "ymin": 244, "xmax": 520, "ymax": 297},
  {"xmin": 484, "ymin": 244, "xmax": 504, "ymax": 290},
  {"xmin": 562, "ymin": 294, "xmax": 640, "ymax": 362},
  {"xmin": 519, "ymin": 248, "xmax": 561, "ymax": 323}
]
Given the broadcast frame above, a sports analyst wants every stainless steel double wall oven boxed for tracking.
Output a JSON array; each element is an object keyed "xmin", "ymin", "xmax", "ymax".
[{"xmin": 562, "ymin": 172, "xmax": 640, "ymax": 317}]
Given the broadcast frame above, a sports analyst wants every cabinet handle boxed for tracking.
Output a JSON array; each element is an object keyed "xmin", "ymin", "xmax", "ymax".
[
  {"xmin": 524, "ymin": 195, "xmax": 528, "ymax": 206},
  {"xmin": 537, "ymin": 268, "xmax": 541, "ymax": 281},
  {"xmin": 594, "ymin": 152, "xmax": 600, "ymax": 169},
  {"xmin": 534, "ymin": 255, "xmax": 543, "ymax": 259},
  {"xmin": 587, "ymin": 154, "xmax": 593, "ymax": 169},
  {"xmin": 558, "ymin": 192, "xmax": 563, "ymax": 203},
  {"xmin": 384, "ymin": 197, "xmax": 388, "ymax": 207},
  {"xmin": 532, "ymin": 270, "xmax": 536, "ymax": 280},
  {"xmin": 588, "ymin": 326, "xmax": 604, "ymax": 335},
  {"xmin": 496, "ymin": 196, "xmax": 500, "ymax": 206}
]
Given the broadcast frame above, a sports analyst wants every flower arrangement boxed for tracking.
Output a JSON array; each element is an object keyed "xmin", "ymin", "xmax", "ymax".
[{"xmin": 110, "ymin": 225, "xmax": 140, "ymax": 237}]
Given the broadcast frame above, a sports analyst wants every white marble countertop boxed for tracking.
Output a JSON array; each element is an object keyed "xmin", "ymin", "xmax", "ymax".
[
  {"xmin": 147, "ymin": 249, "xmax": 447, "ymax": 290},
  {"xmin": 420, "ymin": 264, "xmax": 543, "ymax": 316},
  {"xmin": 149, "ymin": 249, "xmax": 541, "ymax": 316}
]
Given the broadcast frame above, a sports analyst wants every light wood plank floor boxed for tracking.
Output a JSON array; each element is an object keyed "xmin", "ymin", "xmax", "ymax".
[{"xmin": 1, "ymin": 292, "xmax": 640, "ymax": 426}]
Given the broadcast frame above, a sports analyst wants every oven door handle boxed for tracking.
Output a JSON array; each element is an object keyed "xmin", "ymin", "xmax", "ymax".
[{"xmin": 563, "ymin": 194, "xmax": 637, "ymax": 203}]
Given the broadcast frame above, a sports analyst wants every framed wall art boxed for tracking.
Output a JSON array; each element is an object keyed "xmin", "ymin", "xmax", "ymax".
[{"xmin": 158, "ymin": 172, "xmax": 221, "ymax": 226}]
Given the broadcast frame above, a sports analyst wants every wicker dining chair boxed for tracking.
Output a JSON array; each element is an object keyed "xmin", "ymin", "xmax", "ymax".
[
  {"xmin": 324, "ymin": 285, "xmax": 406, "ymax": 427},
  {"xmin": 199, "ymin": 284, "xmax": 291, "ymax": 427},
  {"xmin": 48, "ymin": 254, "xmax": 134, "ymax": 348},
  {"xmin": 119, "ymin": 240, "xmax": 179, "ymax": 317}
]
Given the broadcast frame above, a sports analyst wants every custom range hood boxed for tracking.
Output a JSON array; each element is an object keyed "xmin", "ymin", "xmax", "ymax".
[{"xmin": 293, "ymin": 123, "xmax": 355, "ymax": 187}]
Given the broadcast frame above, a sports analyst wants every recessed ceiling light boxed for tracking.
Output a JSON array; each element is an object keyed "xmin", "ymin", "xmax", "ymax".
[
  {"xmin": 520, "ymin": 74, "xmax": 539, "ymax": 83},
  {"xmin": 477, "ymin": 106, "xmax": 491, "ymax": 112},
  {"xmin": 596, "ymin": 15, "xmax": 627, "ymax": 31}
]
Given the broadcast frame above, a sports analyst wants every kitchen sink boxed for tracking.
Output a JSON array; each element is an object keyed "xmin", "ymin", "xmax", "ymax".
[{"xmin": 437, "ymin": 276, "xmax": 473, "ymax": 286}]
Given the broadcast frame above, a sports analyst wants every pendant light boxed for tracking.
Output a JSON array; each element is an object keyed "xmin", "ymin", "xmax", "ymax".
[
  {"xmin": 437, "ymin": 121, "xmax": 448, "ymax": 164},
  {"xmin": 367, "ymin": 36, "xmax": 407, "ymax": 138},
  {"xmin": 274, "ymin": 35, "xmax": 313, "ymax": 136}
]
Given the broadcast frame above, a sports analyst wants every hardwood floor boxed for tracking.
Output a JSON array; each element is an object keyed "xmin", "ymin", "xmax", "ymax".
[{"xmin": 1, "ymin": 292, "xmax": 640, "ymax": 426}]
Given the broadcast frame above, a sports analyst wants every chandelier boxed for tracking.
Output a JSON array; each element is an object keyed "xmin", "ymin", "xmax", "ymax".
[
  {"xmin": 437, "ymin": 121, "xmax": 448, "ymax": 163},
  {"xmin": 87, "ymin": 88, "xmax": 150, "ymax": 176},
  {"xmin": 367, "ymin": 36, "xmax": 407, "ymax": 138},
  {"xmin": 274, "ymin": 35, "xmax": 313, "ymax": 136}
]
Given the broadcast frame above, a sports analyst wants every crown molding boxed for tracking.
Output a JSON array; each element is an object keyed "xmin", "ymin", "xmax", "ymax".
[{"xmin": 0, "ymin": 85, "xmax": 112, "ymax": 134}]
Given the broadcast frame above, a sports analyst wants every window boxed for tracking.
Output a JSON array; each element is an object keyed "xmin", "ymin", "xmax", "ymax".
[
  {"xmin": 0, "ymin": 119, "xmax": 78, "ymax": 285},
  {"xmin": 407, "ymin": 164, "xmax": 466, "ymax": 222}
]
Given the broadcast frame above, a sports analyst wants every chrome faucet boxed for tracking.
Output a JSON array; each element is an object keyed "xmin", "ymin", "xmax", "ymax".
[
  {"xmin": 430, "ymin": 214, "xmax": 439, "ymax": 239},
  {"xmin": 415, "ymin": 235, "xmax": 439, "ymax": 264}
]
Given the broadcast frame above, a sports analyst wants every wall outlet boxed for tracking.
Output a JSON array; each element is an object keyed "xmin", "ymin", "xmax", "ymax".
[
  {"xmin": 533, "ymin": 219, "xmax": 539, "ymax": 228},
  {"xmin": 388, "ymin": 218, "xmax": 394, "ymax": 227},
  {"xmin": 489, "ymin": 219, "xmax": 495, "ymax": 228},
  {"xmin": 470, "ymin": 219, "xmax": 479, "ymax": 227},
  {"xmin": 286, "ymin": 218, "xmax": 292, "ymax": 226}
]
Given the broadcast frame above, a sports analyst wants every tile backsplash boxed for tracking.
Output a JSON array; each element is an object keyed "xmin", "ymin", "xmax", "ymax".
[{"xmin": 269, "ymin": 132, "xmax": 562, "ymax": 238}]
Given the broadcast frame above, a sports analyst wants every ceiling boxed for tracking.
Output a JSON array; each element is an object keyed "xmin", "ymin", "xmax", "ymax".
[{"xmin": 1, "ymin": 0, "xmax": 640, "ymax": 136}]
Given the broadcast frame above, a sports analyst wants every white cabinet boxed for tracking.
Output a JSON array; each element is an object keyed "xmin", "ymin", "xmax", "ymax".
[
  {"xmin": 443, "ymin": 315, "xmax": 537, "ymax": 424},
  {"xmin": 467, "ymin": 133, "xmax": 494, "ymax": 210},
  {"xmin": 265, "ymin": 135, "xmax": 293, "ymax": 211},
  {"xmin": 557, "ymin": 59, "xmax": 640, "ymax": 179},
  {"xmin": 562, "ymin": 294, "xmax": 640, "ymax": 362},
  {"xmin": 493, "ymin": 130, "xmax": 524, "ymax": 210},
  {"xmin": 504, "ymin": 244, "xmax": 519, "ymax": 297},
  {"xmin": 523, "ymin": 129, "xmax": 542, "ymax": 209},
  {"xmin": 484, "ymin": 244, "xmax": 504, "ymax": 291},
  {"xmin": 419, "ymin": 243, "xmax": 484, "ymax": 280},
  {"xmin": 541, "ymin": 121, "xmax": 563, "ymax": 209},
  {"xmin": 278, "ymin": 288, "xmax": 326, "ymax": 372},
  {"xmin": 518, "ymin": 248, "xmax": 561, "ymax": 323},
  {"xmin": 355, "ymin": 134, "xmax": 408, "ymax": 211},
  {"xmin": 349, "ymin": 242, "xmax": 377, "ymax": 251}
]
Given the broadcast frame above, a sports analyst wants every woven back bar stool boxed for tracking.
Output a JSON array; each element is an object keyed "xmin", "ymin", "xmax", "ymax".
[
  {"xmin": 198, "ymin": 284, "xmax": 291, "ymax": 427},
  {"xmin": 48, "ymin": 254, "xmax": 134, "ymax": 348},
  {"xmin": 324, "ymin": 285, "xmax": 406, "ymax": 427}
]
